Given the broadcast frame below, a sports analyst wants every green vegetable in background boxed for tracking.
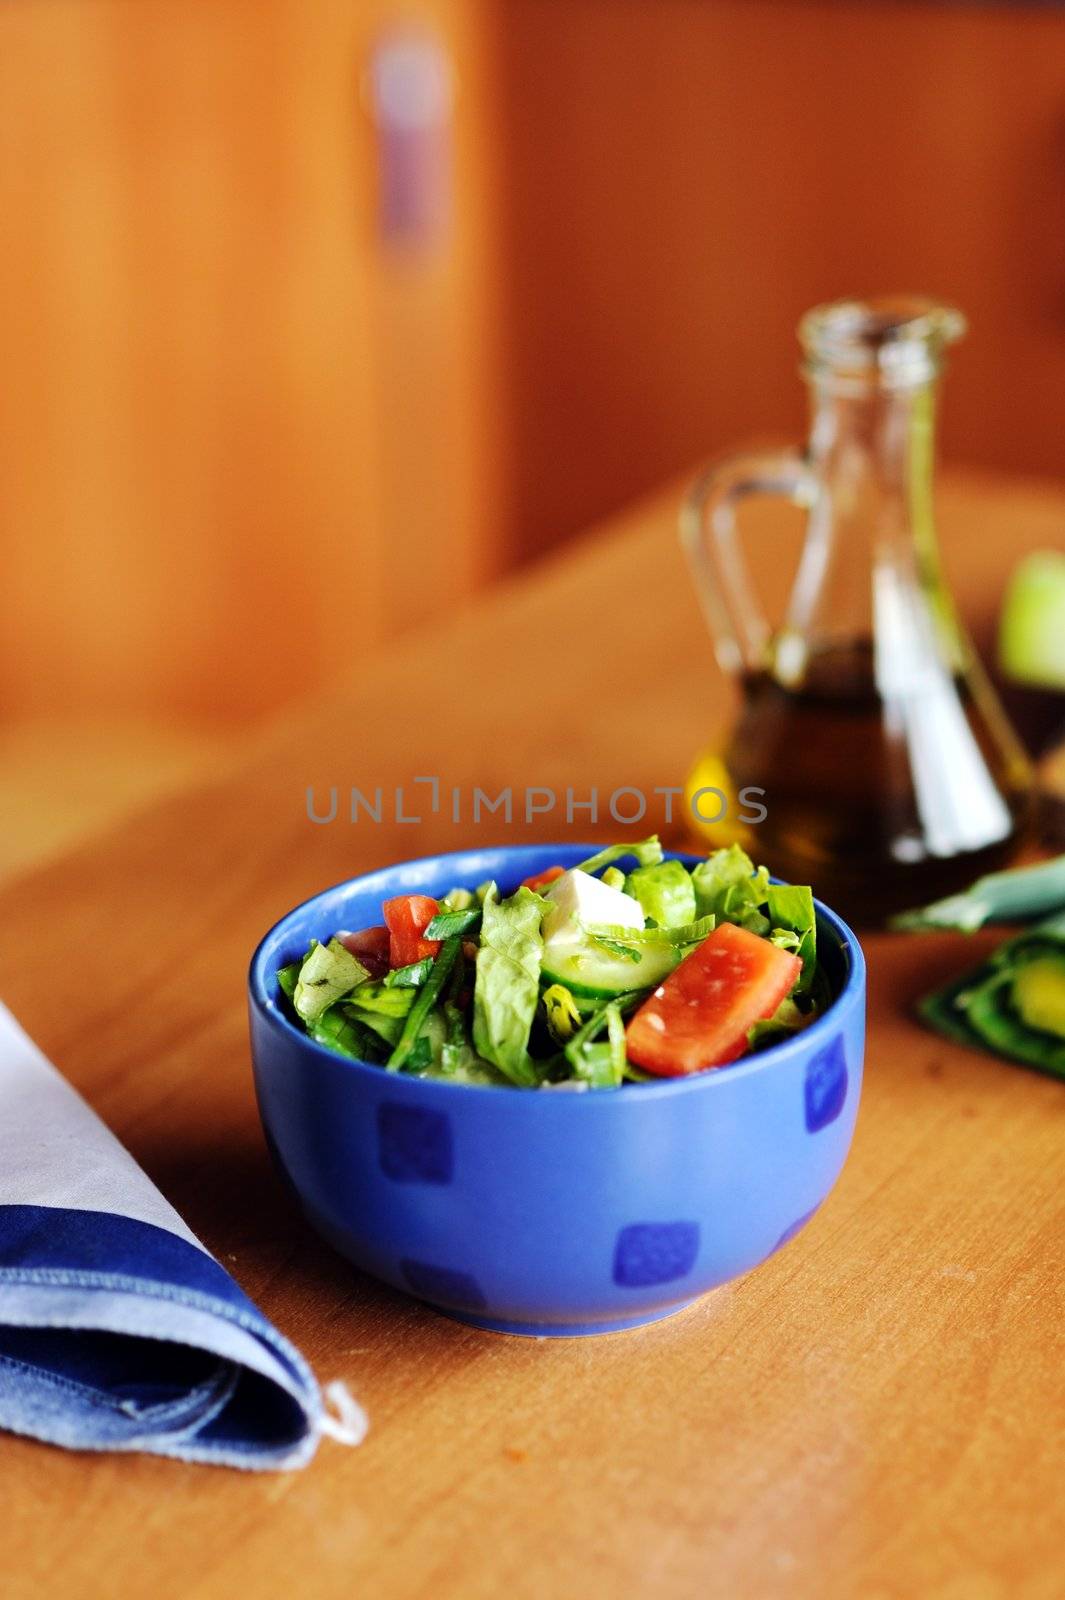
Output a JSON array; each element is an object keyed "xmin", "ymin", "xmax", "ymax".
[
  {"xmin": 892, "ymin": 855, "xmax": 1065, "ymax": 934},
  {"xmin": 918, "ymin": 911, "xmax": 1065, "ymax": 1080},
  {"xmin": 998, "ymin": 550, "xmax": 1065, "ymax": 690},
  {"xmin": 471, "ymin": 885, "xmax": 547, "ymax": 1086},
  {"xmin": 625, "ymin": 859, "xmax": 697, "ymax": 929},
  {"xmin": 293, "ymin": 938, "xmax": 369, "ymax": 1025}
]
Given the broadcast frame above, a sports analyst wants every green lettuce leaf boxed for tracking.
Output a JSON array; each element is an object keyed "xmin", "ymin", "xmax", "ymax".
[
  {"xmin": 293, "ymin": 938, "xmax": 369, "ymax": 1024},
  {"xmin": 471, "ymin": 885, "xmax": 547, "ymax": 1086},
  {"xmin": 691, "ymin": 845, "xmax": 770, "ymax": 933},
  {"xmin": 765, "ymin": 883, "xmax": 817, "ymax": 993},
  {"xmin": 625, "ymin": 859, "xmax": 697, "ymax": 929}
]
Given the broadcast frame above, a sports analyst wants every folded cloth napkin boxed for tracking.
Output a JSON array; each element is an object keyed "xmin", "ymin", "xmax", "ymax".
[{"xmin": 0, "ymin": 1002, "xmax": 365, "ymax": 1469}]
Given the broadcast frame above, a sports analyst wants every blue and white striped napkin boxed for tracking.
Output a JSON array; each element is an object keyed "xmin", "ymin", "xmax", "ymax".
[{"xmin": 0, "ymin": 1002, "xmax": 365, "ymax": 1469}]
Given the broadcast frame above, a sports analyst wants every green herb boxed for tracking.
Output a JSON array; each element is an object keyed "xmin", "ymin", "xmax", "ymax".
[
  {"xmin": 292, "ymin": 938, "xmax": 369, "ymax": 1025},
  {"xmin": 625, "ymin": 859, "xmax": 697, "ymax": 929},
  {"xmin": 384, "ymin": 957, "xmax": 433, "ymax": 988},
  {"xmin": 585, "ymin": 933, "xmax": 644, "ymax": 964},
  {"xmin": 387, "ymin": 936, "xmax": 462, "ymax": 1072},
  {"xmin": 423, "ymin": 905, "xmax": 482, "ymax": 940},
  {"xmin": 471, "ymin": 885, "xmax": 547, "ymax": 1086}
]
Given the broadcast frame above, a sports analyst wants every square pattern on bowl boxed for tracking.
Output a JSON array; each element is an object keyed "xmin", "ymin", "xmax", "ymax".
[
  {"xmin": 804, "ymin": 1035, "xmax": 848, "ymax": 1132},
  {"xmin": 613, "ymin": 1221, "xmax": 700, "ymax": 1287},
  {"xmin": 377, "ymin": 1102, "xmax": 453, "ymax": 1184}
]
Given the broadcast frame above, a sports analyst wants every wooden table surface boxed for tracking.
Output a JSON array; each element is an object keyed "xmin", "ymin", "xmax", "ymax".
[{"xmin": 4, "ymin": 467, "xmax": 1064, "ymax": 1600}]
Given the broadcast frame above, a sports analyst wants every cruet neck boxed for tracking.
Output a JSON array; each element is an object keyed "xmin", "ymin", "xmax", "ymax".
[{"xmin": 799, "ymin": 295, "xmax": 965, "ymax": 396}]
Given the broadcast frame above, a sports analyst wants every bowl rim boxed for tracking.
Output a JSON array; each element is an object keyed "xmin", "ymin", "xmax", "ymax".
[{"xmin": 248, "ymin": 843, "xmax": 866, "ymax": 1103}]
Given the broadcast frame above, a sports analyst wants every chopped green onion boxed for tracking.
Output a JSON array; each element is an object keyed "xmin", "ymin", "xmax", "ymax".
[
  {"xmin": 423, "ymin": 905, "xmax": 481, "ymax": 940},
  {"xmin": 565, "ymin": 999, "xmax": 626, "ymax": 1088},
  {"xmin": 442, "ymin": 887, "xmax": 474, "ymax": 911},
  {"xmin": 384, "ymin": 957, "xmax": 433, "ymax": 988},
  {"xmin": 387, "ymin": 936, "xmax": 461, "ymax": 1072},
  {"xmin": 601, "ymin": 866, "xmax": 626, "ymax": 892}
]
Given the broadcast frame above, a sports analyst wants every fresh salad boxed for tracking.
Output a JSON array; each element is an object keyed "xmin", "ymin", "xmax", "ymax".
[{"xmin": 276, "ymin": 839, "xmax": 830, "ymax": 1089}]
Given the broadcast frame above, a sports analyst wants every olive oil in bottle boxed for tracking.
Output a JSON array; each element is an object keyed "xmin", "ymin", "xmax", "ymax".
[{"xmin": 682, "ymin": 298, "xmax": 1032, "ymax": 924}]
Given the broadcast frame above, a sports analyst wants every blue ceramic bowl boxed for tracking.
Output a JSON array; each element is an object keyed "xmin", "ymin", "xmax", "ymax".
[{"xmin": 249, "ymin": 845, "xmax": 865, "ymax": 1337}]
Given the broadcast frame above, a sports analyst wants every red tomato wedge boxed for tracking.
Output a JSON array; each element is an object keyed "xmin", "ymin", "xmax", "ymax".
[
  {"xmin": 382, "ymin": 895, "xmax": 442, "ymax": 969},
  {"xmin": 340, "ymin": 925, "xmax": 391, "ymax": 979},
  {"xmin": 625, "ymin": 922, "xmax": 802, "ymax": 1077},
  {"xmin": 521, "ymin": 865, "xmax": 565, "ymax": 893}
]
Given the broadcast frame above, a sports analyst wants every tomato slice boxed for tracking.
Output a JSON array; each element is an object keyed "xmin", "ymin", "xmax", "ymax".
[
  {"xmin": 340, "ymin": 925, "xmax": 391, "ymax": 979},
  {"xmin": 382, "ymin": 895, "xmax": 442, "ymax": 968},
  {"xmin": 625, "ymin": 921, "xmax": 802, "ymax": 1077},
  {"xmin": 521, "ymin": 865, "xmax": 565, "ymax": 893}
]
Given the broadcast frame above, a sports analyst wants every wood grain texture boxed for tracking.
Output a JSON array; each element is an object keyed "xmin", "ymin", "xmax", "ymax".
[
  {"xmin": 496, "ymin": 0, "xmax": 1065, "ymax": 560},
  {"xmin": 0, "ymin": 0, "xmax": 502, "ymax": 722},
  {"xmin": 3, "ymin": 467, "xmax": 1064, "ymax": 1600}
]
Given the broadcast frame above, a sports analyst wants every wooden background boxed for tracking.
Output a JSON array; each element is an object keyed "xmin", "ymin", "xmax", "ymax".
[{"xmin": 2, "ymin": 0, "xmax": 1065, "ymax": 726}]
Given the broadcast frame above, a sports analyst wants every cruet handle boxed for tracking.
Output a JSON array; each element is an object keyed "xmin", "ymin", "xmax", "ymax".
[{"xmin": 680, "ymin": 450, "xmax": 820, "ymax": 676}]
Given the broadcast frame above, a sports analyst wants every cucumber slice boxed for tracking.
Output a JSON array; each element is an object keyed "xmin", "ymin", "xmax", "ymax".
[{"xmin": 540, "ymin": 935, "xmax": 678, "ymax": 998}]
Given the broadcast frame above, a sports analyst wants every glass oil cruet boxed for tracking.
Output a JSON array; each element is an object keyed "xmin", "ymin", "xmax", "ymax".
[{"xmin": 681, "ymin": 296, "xmax": 1033, "ymax": 924}]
